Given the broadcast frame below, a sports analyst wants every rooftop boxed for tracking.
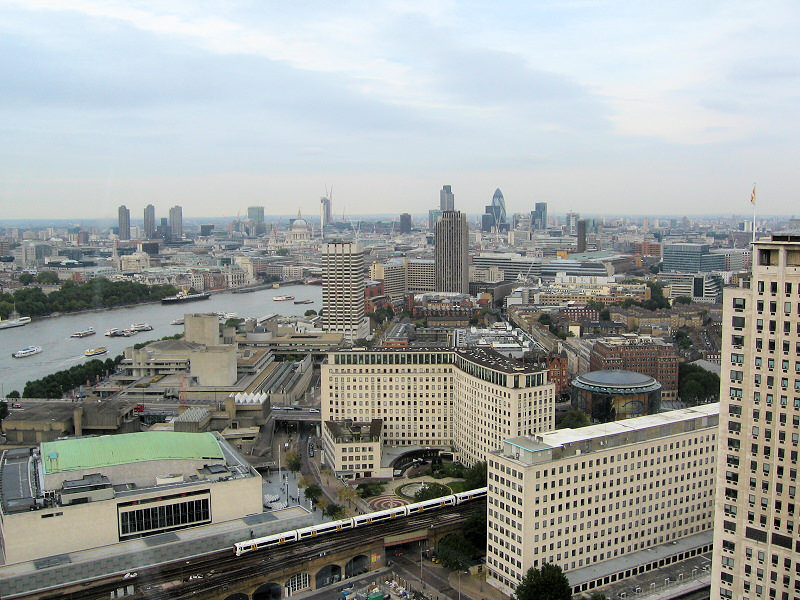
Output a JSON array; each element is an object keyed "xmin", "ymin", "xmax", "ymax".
[
  {"xmin": 572, "ymin": 369, "xmax": 662, "ymax": 394},
  {"xmin": 40, "ymin": 431, "xmax": 224, "ymax": 474}
]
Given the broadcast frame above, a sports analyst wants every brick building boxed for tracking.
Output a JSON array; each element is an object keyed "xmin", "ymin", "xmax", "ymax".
[{"xmin": 589, "ymin": 337, "xmax": 679, "ymax": 401}]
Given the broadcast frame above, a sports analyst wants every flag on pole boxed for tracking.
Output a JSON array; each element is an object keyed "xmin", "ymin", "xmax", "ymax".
[{"xmin": 750, "ymin": 184, "xmax": 756, "ymax": 205}]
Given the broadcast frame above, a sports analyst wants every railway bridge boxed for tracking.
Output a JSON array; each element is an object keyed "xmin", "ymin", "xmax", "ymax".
[{"xmin": 29, "ymin": 505, "xmax": 478, "ymax": 600}]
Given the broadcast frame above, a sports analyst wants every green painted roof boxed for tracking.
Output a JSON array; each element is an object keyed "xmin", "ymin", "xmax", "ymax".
[{"xmin": 40, "ymin": 432, "xmax": 224, "ymax": 474}]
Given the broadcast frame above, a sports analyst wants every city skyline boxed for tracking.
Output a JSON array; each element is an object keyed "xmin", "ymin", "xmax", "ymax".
[{"xmin": 2, "ymin": 2, "xmax": 799, "ymax": 218}]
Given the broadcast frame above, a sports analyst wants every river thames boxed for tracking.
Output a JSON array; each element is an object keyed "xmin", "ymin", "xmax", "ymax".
[{"xmin": 0, "ymin": 285, "xmax": 321, "ymax": 395}]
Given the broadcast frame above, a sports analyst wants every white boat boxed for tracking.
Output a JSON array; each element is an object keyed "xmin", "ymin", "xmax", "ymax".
[
  {"xmin": 105, "ymin": 328, "xmax": 120, "ymax": 337},
  {"xmin": 71, "ymin": 327, "xmax": 96, "ymax": 338},
  {"xmin": 84, "ymin": 347, "xmax": 108, "ymax": 357},
  {"xmin": 0, "ymin": 312, "xmax": 32, "ymax": 330},
  {"xmin": 130, "ymin": 323, "xmax": 153, "ymax": 332},
  {"xmin": 273, "ymin": 295, "xmax": 295, "ymax": 301},
  {"xmin": 12, "ymin": 345, "xmax": 42, "ymax": 358},
  {"xmin": 170, "ymin": 318, "xmax": 184, "ymax": 325}
]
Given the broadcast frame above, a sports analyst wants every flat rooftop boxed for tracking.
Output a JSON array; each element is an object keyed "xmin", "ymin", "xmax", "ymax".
[
  {"xmin": 502, "ymin": 403, "xmax": 719, "ymax": 461},
  {"xmin": 40, "ymin": 431, "xmax": 224, "ymax": 474}
]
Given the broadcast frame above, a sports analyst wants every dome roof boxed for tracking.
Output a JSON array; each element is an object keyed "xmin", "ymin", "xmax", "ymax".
[
  {"xmin": 292, "ymin": 209, "xmax": 308, "ymax": 230},
  {"xmin": 572, "ymin": 370, "xmax": 661, "ymax": 394}
]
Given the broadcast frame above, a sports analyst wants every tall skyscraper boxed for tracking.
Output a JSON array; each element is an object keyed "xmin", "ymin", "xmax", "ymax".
[
  {"xmin": 481, "ymin": 188, "xmax": 507, "ymax": 232},
  {"xmin": 143, "ymin": 204, "xmax": 156, "ymax": 239},
  {"xmin": 576, "ymin": 218, "xmax": 587, "ymax": 252},
  {"xmin": 247, "ymin": 206, "xmax": 265, "ymax": 223},
  {"xmin": 399, "ymin": 213, "xmax": 412, "ymax": 234},
  {"xmin": 440, "ymin": 185, "xmax": 455, "ymax": 211},
  {"xmin": 320, "ymin": 196, "xmax": 332, "ymax": 230},
  {"xmin": 322, "ymin": 242, "xmax": 369, "ymax": 344},
  {"xmin": 532, "ymin": 202, "xmax": 548, "ymax": 230},
  {"xmin": 428, "ymin": 209, "xmax": 442, "ymax": 232},
  {"xmin": 169, "ymin": 205, "xmax": 183, "ymax": 239},
  {"xmin": 118, "ymin": 205, "xmax": 130, "ymax": 240},
  {"xmin": 712, "ymin": 231, "xmax": 800, "ymax": 600},
  {"xmin": 434, "ymin": 210, "xmax": 469, "ymax": 294}
]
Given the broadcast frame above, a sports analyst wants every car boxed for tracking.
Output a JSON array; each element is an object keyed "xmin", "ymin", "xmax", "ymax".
[
  {"xmin": 309, "ymin": 408, "xmax": 320, "ymax": 413},
  {"xmin": 12, "ymin": 403, "xmax": 22, "ymax": 409}
]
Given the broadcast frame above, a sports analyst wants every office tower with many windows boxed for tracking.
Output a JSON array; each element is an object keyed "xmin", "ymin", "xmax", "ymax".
[
  {"xmin": 169, "ymin": 205, "xmax": 183, "ymax": 239},
  {"xmin": 532, "ymin": 202, "xmax": 548, "ymax": 230},
  {"xmin": 440, "ymin": 185, "xmax": 455, "ymax": 211},
  {"xmin": 118, "ymin": 205, "xmax": 130, "ymax": 240},
  {"xmin": 435, "ymin": 210, "xmax": 469, "ymax": 294},
  {"xmin": 320, "ymin": 196, "xmax": 332, "ymax": 230},
  {"xmin": 399, "ymin": 213, "xmax": 412, "ymax": 234},
  {"xmin": 712, "ymin": 231, "xmax": 800, "ymax": 600},
  {"xmin": 322, "ymin": 242, "xmax": 369, "ymax": 343},
  {"xmin": 143, "ymin": 204, "xmax": 156, "ymax": 239},
  {"xmin": 247, "ymin": 206, "xmax": 264, "ymax": 223}
]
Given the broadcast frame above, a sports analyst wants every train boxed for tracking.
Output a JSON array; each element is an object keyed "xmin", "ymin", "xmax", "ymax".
[{"xmin": 233, "ymin": 487, "xmax": 487, "ymax": 557}]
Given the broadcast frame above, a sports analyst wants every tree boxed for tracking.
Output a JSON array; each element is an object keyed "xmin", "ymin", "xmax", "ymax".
[
  {"xmin": 674, "ymin": 296, "xmax": 693, "ymax": 305},
  {"xmin": 414, "ymin": 482, "xmax": 451, "ymax": 501},
  {"xmin": 0, "ymin": 401, "xmax": 8, "ymax": 433},
  {"xmin": 324, "ymin": 503, "xmax": 346, "ymax": 519},
  {"xmin": 304, "ymin": 309, "xmax": 317, "ymax": 316},
  {"xmin": 276, "ymin": 248, "xmax": 290, "ymax": 256},
  {"xmin": 599, "ymin": 308, "xmax": 611, "ymax": 321},
  {"xmin": 36, "ymin": 271, "xmax": 59, "ymax": 285},
  {"xmin": 18, "ymin": 273, "xmax": 34, "ymax": 285},
  {"xmin": 463, "ymin": 461, "xmax": 487, "ymax": 490},
  {"xmin": 514, "ymin": 563, "xmax": 571, "ymax": 600},
  {"xmin": 437, "ymin": 533, "xmax": 474, "ymax": 570},
  {"xmin": 463, "ymin": 506, "xmax": 486, "ymax": 552},
  {"xmin": 538, "ymin": 313, "xmax": 552, "ymax": 326},
  {"xmin": 303, "ymin": 484, "xmax": 323, "ymax": 504},
  {"xmin": 557, "ymin": 409, "xmax": 590, "ymax": 429},
  {"xmin": 7, "ymin": 390, "xmax": 20, "ymax": 399},
  {"xmin": 337, "ymin": 486, "xmax": 359, "ymax": 507},
  {"xmin": 284, "ymin": 450, "xmax": 302, "ymax": 476},
  {"xmin": 297, "ymin": 475, "xmax": 311, "ymax": 490}
]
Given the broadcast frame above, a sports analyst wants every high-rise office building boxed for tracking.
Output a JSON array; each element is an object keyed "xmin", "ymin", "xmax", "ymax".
[
  {"xmin": 247, "ymin": 206, "xmax": 265, "ymax": 223},
  {"xmin": 712, "ymin": 231, "xmax": 800, "ymax": 600},
  {"xmin": 143, "ymin": 204, "xmax": 156, "ymax": 239},
  {"xmin": 118, "ymin": 205, "xmax": 130, "ymax": 240},
  {"xmin": 532, "ymin": 202, "xmax": 548, "ymax": 230},
  {"xmin": 566, "ymin": 211, "xmax": 580, "ymax": 235},
  {"xmin": 428, "ymin": 209, "xmax": 442, "ymax": 232},
  {"xmin": 399, "ymin": 213, "xmax": 412, "ymax": 234},
  {"xmin": 435, "ymin": 210, "xmax": 469, "ymax": 294},
  {"xmin": 440, "ymin": 185, "xmax": 455, "ymax": 211},
  {"xmin": 481, "ymin": 188, "xmax": 507, "ymax": 232},
  {"xmin": 576, "ymin": 218, "xmax": 587, "ymax": 252},
  {"xmin": 169, "ymin": 205, "xmax": 183, "ymax": 239},
  {"xmin": 320, "ymin": 196, "xmax": 332, "ymax": 230},
  {"xmin": 662, "ymin": 242, "xmax": 726, "ymax": 273},
  {"xmin": 322, "ymin": 242, "xmax": 369, "ymax": 343}
]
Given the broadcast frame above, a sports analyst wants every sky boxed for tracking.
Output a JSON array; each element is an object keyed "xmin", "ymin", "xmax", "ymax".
[{"xmin": 1, "ymin": 0, "xmax": 799, "ymax": 220}]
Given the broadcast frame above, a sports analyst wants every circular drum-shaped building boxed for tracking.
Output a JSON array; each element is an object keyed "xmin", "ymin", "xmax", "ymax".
[{"xmin": 571, "ymin": 369, "xmax": 662, "ymax": 423}]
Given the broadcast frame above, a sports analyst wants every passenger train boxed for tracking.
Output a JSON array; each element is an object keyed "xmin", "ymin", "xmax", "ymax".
[{"xmin": 233, "ymin": 487, "xmax": 487, "ymax": 557}]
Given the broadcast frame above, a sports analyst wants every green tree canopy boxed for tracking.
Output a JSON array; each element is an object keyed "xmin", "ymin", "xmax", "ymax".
[
  {"xmin": 303, "ymin": 483, "xmax": 323, "ymax": 504},
  {"xmin": 304, "ymin": 309, "xmax": 317, "ymax": 316},
  {"xmin": 323, "ymin": 503, "xmax": 346, "ymax": 518},
  {"xmin": 463, "ymin": 461, "xmax": 487, "ymax": 490},
  {"xmin": 414, "ymin": 482, "xmax": 451, "ymax": 501},
  {"xmin": 678, "ymin": 363, "xmax": 720, "ymax": 405},
  {"xmin": 285, "ymin": 450, "xmax": 302, "ymax": 474},
  {"xmin": 557, "ymin": 409, "xmax": 590, "ymax": 429},
  {"xmin": 673, "ymin": 296, "xmax": 693, "ymax": 305},
  {"xmin": 36, "ymin": 271, "xmax": 59, "ymax": 285},
  {"xmin": 514, "ymin": 563, "xmax": 572, "ymax": 600},
  {"xmin": 18, "ymin": 272, "xmax": 34, "ymax": 285}
]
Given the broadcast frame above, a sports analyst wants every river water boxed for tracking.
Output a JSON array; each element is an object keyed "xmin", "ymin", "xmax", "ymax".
[{"xmin": 0, "ymin": 285, "xmax": 322, "ymax": 395}]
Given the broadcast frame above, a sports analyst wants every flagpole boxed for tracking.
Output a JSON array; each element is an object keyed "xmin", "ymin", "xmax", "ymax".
[{"xmin": 751, "ymin": 183, "xmax": 757, "ymax": 245}]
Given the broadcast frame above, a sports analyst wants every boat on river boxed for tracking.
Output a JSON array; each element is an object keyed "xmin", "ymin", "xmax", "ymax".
[
  {"xmin": 71, "ymin": 327, "xmax": 96, "ymax": 338},
  {"xmin": 12, "ymin": 346, "xmax": 42, "ymax": 358},
  {"xmin": 293, "ymin": 299, "xmax": 314, "ymax": 304},
  {"xmin": 130, "ymin": 323, "xmax": 153, "ymax": 332},
  {"xmin": 273, "ymin": 295, "xmax": 295, "ymax": 301},
  {"xmin": 84, "ymin": 347, "xmax": 108, "ymax": 357},
  {"xmin": 161, "ymin": 292, "xmax": 211, "ymax": 304}
]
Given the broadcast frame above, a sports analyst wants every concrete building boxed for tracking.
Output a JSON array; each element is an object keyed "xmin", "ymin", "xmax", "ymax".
[
  {"xmin": 247, "ymin": 206, "xmax": 265, "ymax": 223},
  {"xmin": 659, "ymin": 272, "xmax": 724, "ymax": 303},
  {"xmin": 399, "ymin": 213, "xmax": 412, "ymax": 234},
  {"xmin": 0, "ymin": 431, "xmax": 262, "ymax": 564},
  {"xmin": 118, "ymin": 205, "xmax": 131, "ymax": 240},
  {"xmin": 322, "ymin": 242, "xmax": 369, "ymax": 343},
  {"xmin": 428, "ymin": 209, "xmax": 442, "ymax": 232},
  {"xmin": 589, "ymin": 336, "xmax": 679, "ymax": 401},
  {"xmin": 532, "ymin": 202, "xmax": 548, "ymax": 230},
  {"xmin": 712, "ymin": 231, "xmax": 800, "ymax": 600},
  {"xmin": 143, "ymin": 204, "xmax": 156, "ymax": 239},
  {"xmin": 169, "ymin": 205, "xmax": 183, "ymax": 239},
  {"xmin": 487, "ymin": 404, "xmax": 719, "ymax": 597},
  {"xmin": 576, "ymin": 219, "xmax": 587, "ymax": 253},
  {"xmin": 320, "ymin": 195, "xmax": 332, "ymax": 229},
  {"xmin": 435, "ymin": 210, "xmax": 469, "ymax": 294},
  {"xmin": 440, "ymin": 185, "xmax": 455, "ymax": 211},
  {"xmin": 321, "ymin": 347, "xmax": 555, "ymax": 471},
  {"xmin": 662, "ymin": 243, "xmax": 726, "ymax": 273},
  {"xmin": 370, "ymin": 258, "xmax": 436, "ymax": 300}
]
